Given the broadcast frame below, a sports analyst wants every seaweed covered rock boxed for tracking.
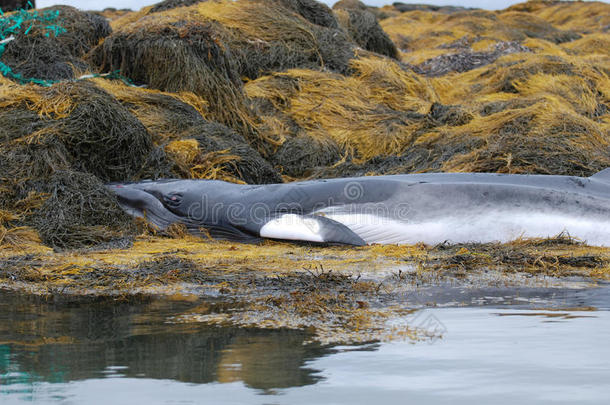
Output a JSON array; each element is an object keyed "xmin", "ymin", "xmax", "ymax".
[
  {"xmin": 277, "ymin": 0, "xmax": 339, "ymax": 28},
  {"xmin": 1, "ymin": 6, "xmax": 111, "ymax": 82},
  {"xmin": 167, "ymin": 122, "xmax": 282, "ymax": 184},
  {"xmin": 90, "ymin": 0, "xmax": 356, "ymax": 147},
  {"xmin": 247, "ymin": 45, "xmax": 610, "ymax": 178},
  {"xmin": 508, "ymin": 1, "xmax": 610, "ymax": 33},
  {"xmin": 92, "ymin": 79, "xmax": 282, "ymax": 183},
  {"xmin": 334, "ymin": 4, "xmax": 398, "ymax": 59},
  {"xmin": 0, "ymin": 169, "xmax": 137, "ymax": 251},
  {"xmin": 246, "ymin": 56, "xmax": 437, "ymax": 166},
  {"xmin": 391, "ymin": 2, "xmax": 471, "ymax": 14},
  {"xmin": 191, "ymin": 0, "xmax": 355, "ymax": 77},
  {"xmin": 418, "ymin": 100, "xmax": 610, "ymax": 176},
  {"xmin": 435, "ymin": 53, "xmax": 610, "ymax": 103},
  {"xmin": 272, "ymin": 135, "xmax": 341, "ymax": 178},
  {"xmin": 414, "ymin": 41, "xmax": 531, "ymax": 76},
  {"xmin": 149, "ymin": 0, "xmax": 206, "ymax": 13},
  {"xmin": 100, "ymin": 0, "xmax": 355, "ymax": 80},
  {"xmin": 0, "ymin": 126, "xmax": 72, "ymax": 181},
  {"xmin": 381, "ymin": 6, "xmax": 582, "ymax": 67},
  {"xmin": 0, "ymin": 80, "xmax": 153, "ymax": 182},
  {"xmin": 90, "ymin": 78, "xmax": 209, "ymax": 142},
  {"xmin": 562, "ymin": 33, "xmax": 610, "ymax": 57},
  {"xmin": 497, "ymin": 11, "xmax": 581, "ymax": 44},
  {"xmin": 0, "ymin": 1, "xmax": 34, "ymax": 12},
  {"xmin": 93, "ymin": 8, "xmax": 133, "ymax": 22},
  {"xmin": 0, "ymin": 174, "xmax": 48, "ymax": 251},
  {"xmin": 333, "ymin": 0, "xmax": 396, "ymax": 19},
  {"xmin": 59, "ymin": 82, "xmax": 154, "ymax": 180},
  {"xmin": 26, "ymin": 171, "xmax": 137, "ymax": 250},
  {"xmin": 313, "ymin": 98, "xmax": 610, "ymax": 178},
  {"xmin": 332, "ymin": 0, "xmax": 368, "ymax": 12},
  {"xmin": 90, "ymin": 18, "xmax": 249, "ymax": 136}
]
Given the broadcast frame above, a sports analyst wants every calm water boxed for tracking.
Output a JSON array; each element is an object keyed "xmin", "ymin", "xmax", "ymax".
[{"xmin": 1, "ymin": 289, "xmax": 609, "ymax": 404}]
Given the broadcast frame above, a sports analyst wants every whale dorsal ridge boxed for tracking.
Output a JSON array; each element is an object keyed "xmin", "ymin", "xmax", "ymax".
[{"xmin": 590, "ymin": 168, "xmax": 610, "ymax": 184}]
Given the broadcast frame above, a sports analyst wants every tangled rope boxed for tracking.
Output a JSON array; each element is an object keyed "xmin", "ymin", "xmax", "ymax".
[{"xmin": 0, "ymin": 2, "xmax": 65, "ymax": 85}]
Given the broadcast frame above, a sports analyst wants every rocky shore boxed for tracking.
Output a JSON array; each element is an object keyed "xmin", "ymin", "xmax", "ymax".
[{"xmin": 1, "ymin": 0, "xmax": 609, "ymax": 342}]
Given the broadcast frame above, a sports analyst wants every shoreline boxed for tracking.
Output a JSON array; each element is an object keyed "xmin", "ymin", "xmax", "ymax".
[{"xmin": 2, "ymin": 234, "xmax": 608, "ymax": 343}]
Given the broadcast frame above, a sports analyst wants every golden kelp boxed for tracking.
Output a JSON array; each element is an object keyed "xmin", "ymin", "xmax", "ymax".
[
  {"xmin": 91, "ymin": 78, "xmax": 281, "ymax": 183},
  {"xmin": 246, "ymin": 55, "xmax": 437, "ymax": 167},
  {"xmin": 239, "ymin": 1, "xmax": 610, "ymax": 177},
  {"xmin": 508, "ymin": 1, "xmax": 610, "ymax": 33},
  {"xmin": 0, "ymin": 0, "xmax": 609, "ymax": 299},
  {"xmin": 90, "ymin": 16, "xmax": 255, "ymax": 140}
]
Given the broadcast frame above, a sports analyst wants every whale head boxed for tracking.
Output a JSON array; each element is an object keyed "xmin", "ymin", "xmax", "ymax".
[{"xmin": 106, "ymin": 180, "xmax": 188, "ymax": 230}]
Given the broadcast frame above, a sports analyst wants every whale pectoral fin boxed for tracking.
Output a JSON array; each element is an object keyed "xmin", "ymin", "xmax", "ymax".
[
  {"xmin": 590, "ymin": 168, "xmax": 610, "ymax": 184},
  {"xmin": 259, "ymin": 214, "xmax": 366, "ymax": 246},
  {"xmin": 313, "ymin": 215, "xmax": 367, "ymax": 246}
]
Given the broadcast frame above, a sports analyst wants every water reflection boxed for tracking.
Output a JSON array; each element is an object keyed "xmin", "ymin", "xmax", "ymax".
[
  {"xmin": 0, "ymin": 291, "xmax": 346, "ymax": 391},
  {"xmin": 1, "ymin": 289, "xmax": 609, "ymax": 405}
]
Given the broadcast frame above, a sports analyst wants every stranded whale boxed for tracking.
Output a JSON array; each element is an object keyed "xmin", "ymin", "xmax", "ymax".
[{"xmin": 108, "ymin": 169, "xmax": 610, "ymax": 246}]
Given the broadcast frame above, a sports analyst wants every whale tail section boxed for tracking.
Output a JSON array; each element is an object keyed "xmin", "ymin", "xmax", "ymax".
[{"xmin": 590, "ymin": 168, "xmax": 610, "ymax": 184}]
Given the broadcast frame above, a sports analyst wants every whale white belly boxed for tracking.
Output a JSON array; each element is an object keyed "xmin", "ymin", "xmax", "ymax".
[{"xmin": 321, "ymin": 211, "xmax": 610, "ymax": 246}]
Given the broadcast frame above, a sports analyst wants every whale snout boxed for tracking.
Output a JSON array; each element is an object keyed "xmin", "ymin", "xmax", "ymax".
[
  {"xmin": 106, "ymin": 183, "xmax": 182, "ymax": 230},
  {"xmin": 107, "ymin": 184, "xmax": 152, "ymax": 218}
]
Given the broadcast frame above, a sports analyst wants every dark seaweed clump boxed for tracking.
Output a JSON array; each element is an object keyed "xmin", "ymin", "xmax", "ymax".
[
  {"xmin": 175, "ymin": 122, "xmax": 283, "ymax": 184},
  {"xmin": 0, "ymin": 81, "xmax": 153, "ymax": 182},
  {"xmin": 26, "ymin": 171, "xmax": 137, "ymax": 250},
  {"xmin": 149, "ymin": 0, "xmax": 207, "ymax": 13},
  {"xmin": 89, "ymin": 19, "xmax": 251, "ymax": 138},
  {"xmin": 1, "ymin": 6, "xmax": 110, "ymax": 81},
  {"xmin": 278, "ymin": 0, "xmax": 339, "ymax": 28},
  {"xmin": 334, "ymin": 2, "xmax": 398, "ymax": 59}
]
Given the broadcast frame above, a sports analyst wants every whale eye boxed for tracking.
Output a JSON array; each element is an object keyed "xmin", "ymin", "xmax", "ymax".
[{"xmin": 163, "ymin": 192, "xmax": 183, "ymax": 208}]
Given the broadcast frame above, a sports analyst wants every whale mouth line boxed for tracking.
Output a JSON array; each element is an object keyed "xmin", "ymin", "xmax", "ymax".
[{"xmin": 110, "ymin": 185, "xmax": 185, "ymax": 231}]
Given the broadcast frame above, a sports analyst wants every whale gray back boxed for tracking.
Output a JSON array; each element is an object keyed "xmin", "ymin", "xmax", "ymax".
[{"xmin": 108, "ymin": 169, "xmax": 610, "ymax": 246}]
